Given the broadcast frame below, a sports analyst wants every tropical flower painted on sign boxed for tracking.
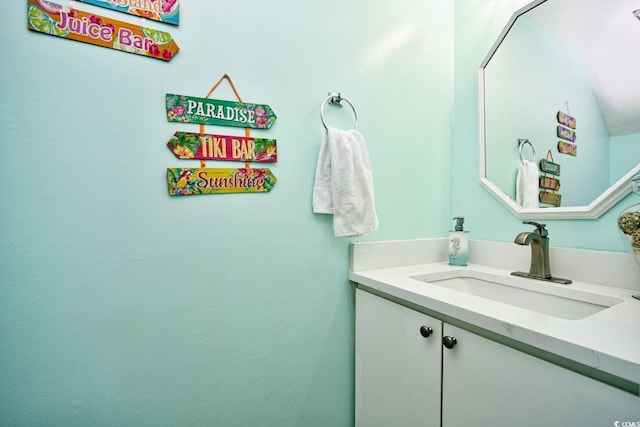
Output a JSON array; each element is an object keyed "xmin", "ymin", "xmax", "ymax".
[
  {"xmin": 255, "ymin": 116, "xmax": 269, "ymax": 128},
  {"xmin": 167, "ymin": 131, "xmax": 198, "ymax": 159},
  {"xmin": 252, "ymin": 168, "xmax": 266, "ymax": 180},
  {"xmin": 162, "ymin": 0, "xmax": 178, "ymax": 13},
  {"xmin": 245, "ymin": 103, "xmax": 276, "ymax": 129},
  {"xmin": 254, "ymin": 139, "xmax": 277, "ymax": 162},
  {"xmin": 172, "ymin": 144, "xmax": 194, "ymax": 159}
]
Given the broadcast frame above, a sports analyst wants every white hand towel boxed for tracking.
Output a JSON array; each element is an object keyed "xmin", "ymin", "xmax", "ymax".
[
  {"xmin": 313, "ymin": 127, "xmax": 379, "ymax": 237},
  {"xmin": 516, "ymin": 160, "xmax": 539, "ymax": 208}
]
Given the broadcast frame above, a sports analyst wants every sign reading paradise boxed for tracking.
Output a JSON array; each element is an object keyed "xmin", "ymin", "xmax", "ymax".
[
  {"xmin": 27, "ymin": 0, "xmax": 179, "ymax": 61},
  {"xmin": 167, "ymin": 168, "xmax": 277, "ymax": 196},
  {"xmin": 167, "ymin": 131, "xmax": 277, "ymax": 162},
  {"xmin": 166, "ymin": 94, "xmax": 277, "ymax": 129},
  {"xmin": 76, "ymin": 0, "xmax": 179, "ymax": 26}
]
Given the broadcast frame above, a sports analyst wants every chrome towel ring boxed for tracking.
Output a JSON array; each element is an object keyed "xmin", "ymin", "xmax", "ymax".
[
  {"xmin": 518, "ymin": 138, "xmax": 536, "ymax": 163},
  {"xmin": 320, "ymin": 92, "xmax": 359, "ymax": 130}
]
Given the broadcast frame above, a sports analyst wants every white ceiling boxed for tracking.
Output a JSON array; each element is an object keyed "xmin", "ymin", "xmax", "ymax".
[{"xmin": 527, "ymin": 0, "xmax": 640, "ymax": 136}]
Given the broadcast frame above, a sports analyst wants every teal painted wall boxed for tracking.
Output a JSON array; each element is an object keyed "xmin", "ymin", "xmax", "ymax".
[
  {"xmin": 1, "ymin": 0, "xmax": 452, "ymax": 425},
  {"xmin": 610, "ymin": 133, "xmax": 640, "ymax": 183},
  {"xmin": 452, "ymin": 0, "xmax": 640, "ymax": 253},
  {"xmin": 2, "ymin": 0, "xmax": 637, "ymax": 424}
]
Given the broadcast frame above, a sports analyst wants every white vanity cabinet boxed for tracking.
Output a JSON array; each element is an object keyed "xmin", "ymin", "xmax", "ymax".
[
  {"xmin": 355, "ymin": 288, "xmax": 442, "ymax": 426},
  {"xmin": 355, "ymin": 288, "xmax": 639, "ymax": 427},
  {"xmin": 442, "ymin": 323, "xmax": 638, "ymax": 426}
]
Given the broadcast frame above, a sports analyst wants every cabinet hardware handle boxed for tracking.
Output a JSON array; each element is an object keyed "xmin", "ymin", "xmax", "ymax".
[
  {"xmin": 419, "ymin": 326, "xmax": 433, "ymax": 338},
  {"xmin": 443, "ymin": 336, "xmax": 457, "ymax": 349}
]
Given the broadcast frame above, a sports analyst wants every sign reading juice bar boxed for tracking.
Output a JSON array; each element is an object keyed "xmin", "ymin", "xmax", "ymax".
[{"xmin": 27, "ymin": 0, "xmax": 179, "ymax": 61}]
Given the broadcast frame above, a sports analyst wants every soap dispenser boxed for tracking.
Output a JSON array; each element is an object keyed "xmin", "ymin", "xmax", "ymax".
[{"xmin": 449, "ymin": 216, "xmax": 469, "ymax": 266}]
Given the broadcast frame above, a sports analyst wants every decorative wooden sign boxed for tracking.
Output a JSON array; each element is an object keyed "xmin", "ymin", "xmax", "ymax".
[
  {"xmin": 540, "ymin": 190, "xmax": 561, "ymax": 207},
  {"xmin": 557, "ymin": 111, "xmax": 576, "ymax": 129},
  {"xmin": 166, "ymin": 94, "xmax": 277, "ymax": 129},
  {"xmin": 557, "ymin": 141, "xmax": 577, "ymax": 156},
  {"xmin": 167, "ymin": 168, "xmax": 277, "ymax": 196},
  {"xmin": 167, "ymin": 131, "xmax": 277, "ymax": 162},
  {"xmin": 27, "ymin": 0, "xmax": 179, "ymax": 61},
  {"xmin": 76, "ymin": 0, "xmax": 179, "ymax": 25},
  {"xmin": 539, "ymin": 175, "xmax": 560, "ymax": 191},
  {"xmin": 539, "ymin": 158, "xmax": 561, "ymax": 176},
  {"xmin": 557, "ymin": 125, "xmax": 576, "ymax": 142}
]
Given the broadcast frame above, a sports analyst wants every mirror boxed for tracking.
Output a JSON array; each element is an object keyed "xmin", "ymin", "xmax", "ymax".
[{"xmin": 479, "ymin": 0, "xmax": 640, "ymax": 219}]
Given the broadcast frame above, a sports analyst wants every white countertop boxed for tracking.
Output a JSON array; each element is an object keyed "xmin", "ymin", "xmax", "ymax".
[{"xmin": 350, "ymin": 261, "xmax": 640, "ymax": 385}]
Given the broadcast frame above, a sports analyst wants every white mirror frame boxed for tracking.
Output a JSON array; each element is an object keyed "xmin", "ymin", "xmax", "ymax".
[{"xmin": 478, "ymin": 0, "xmax": 640, "ymax": 220}]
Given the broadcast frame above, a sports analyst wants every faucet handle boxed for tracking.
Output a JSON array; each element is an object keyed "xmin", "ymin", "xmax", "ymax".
[{"xmin": 523, "ymin": 221, "xmax": 548, "ymax": 237}]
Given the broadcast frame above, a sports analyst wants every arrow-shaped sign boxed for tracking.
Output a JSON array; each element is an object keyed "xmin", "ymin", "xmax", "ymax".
[
  {"xmin": 167, "ymin": 131, "xmax": 277, "ymax": 162},
  {"xmin": 539, "ymin": 158, "xmax": 560, "ymax": 176},
  {"xmin": 557, "ymin": 141, "xmax": 577, "ymax": 156},
  {"xmin": 539, "ymin": 190, "xmax": 561, "ymax": 207},
  {"xmin": 76, "ymin": 0, "xmax": 179, "ymax": 26},
  {"xmin": 167, "ymin": 168, "xmax": 277, "ymax": 196},
  {"xmin": 166, "ymin": 94, "xmax": 277, "ymax": 129},
  {"xmin": 539, "ymin": 175, "xmax": 560, "ymax": 191},
  {"xmin": 557, "ymin": 125, "xmax": 576, "ymax": 142},
  {"xmin": 27, "ymin": 0, "xmax": 179, "ymax": 61}
]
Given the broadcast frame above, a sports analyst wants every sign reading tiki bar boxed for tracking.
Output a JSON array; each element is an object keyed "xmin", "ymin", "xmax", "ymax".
[{"xmin": 167, "ymin": 131, "xmax": 277, "ymax": 162}]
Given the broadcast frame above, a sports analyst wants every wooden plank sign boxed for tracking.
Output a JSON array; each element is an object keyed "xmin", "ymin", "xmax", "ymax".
[
  {"xmin": 557, "ymin": 125, "xmax": 576, "ymax": 142},
  {"xmin": 27, "ymin": 0, "xmax": 179, "ymax": 61},
  {"xmin": 167, "ymin": 131, "xmax": 277, "ymax": 162},
  {"xmin": 539, "ymin": 190, "xmax": 561, "ymax": 207},
  {"xmin": 76, "ymin": 0, "xmax": 179, "ymax": 26},
  {"xmin": 167, "ymin": 168, "xmax": 277, "ymax": 196},
  {"xmin": 539, "ymin": 175, "xmax": 560, "ymax": 191},
  {"xmin": 557, "ymin": 141, "xmax": 577, "ymax": 156},
  {"xmin": 166, "ymin": 94, "xmax": 277, "ymax": 129},
  {"xmin": 557, "ymin": 111, "xmax": 576, "ymax": 129},
  {"xmin": 539, "ymin": 158, "xmax": 561, "ymax": 176}
]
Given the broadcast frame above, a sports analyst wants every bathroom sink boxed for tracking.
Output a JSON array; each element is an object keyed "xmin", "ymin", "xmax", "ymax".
[{"xmin": 412, "ymin": 270, "xmax": 623, "ymax": 320}]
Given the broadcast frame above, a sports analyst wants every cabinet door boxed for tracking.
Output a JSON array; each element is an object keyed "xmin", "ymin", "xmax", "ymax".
[
  {"xmin": 442, "ymin": 323, "xmax": 640, "ymax": 426},
  {"xmin": 355, "ymin": 289, "xmax": 442, "ymax": 427}
]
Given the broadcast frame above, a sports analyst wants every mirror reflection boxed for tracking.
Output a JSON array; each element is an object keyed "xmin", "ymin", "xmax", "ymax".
[{"xmin": 481, "ymin": 0, "xmax": 640, "ymax": 215}]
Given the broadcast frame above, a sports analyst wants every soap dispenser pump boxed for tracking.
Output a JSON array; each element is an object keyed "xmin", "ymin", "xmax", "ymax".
[{"xmin": 449, "ymin": 216, "xmax": 469, "ymax": 266}]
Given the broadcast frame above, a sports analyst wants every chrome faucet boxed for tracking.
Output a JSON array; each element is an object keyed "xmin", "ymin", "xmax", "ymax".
[{"xmin": 511, "ymin": 221, "xmax": 572, "ymax": 285}]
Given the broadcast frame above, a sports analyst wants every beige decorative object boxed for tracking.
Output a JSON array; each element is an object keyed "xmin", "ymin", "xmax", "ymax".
[
  {"xmin": 617, "ymin": 210, "xmax": 640, "ymax": 235},
  {"xmin": 616, "ymin": 174, "xmax": 640, "ymax": 300}
]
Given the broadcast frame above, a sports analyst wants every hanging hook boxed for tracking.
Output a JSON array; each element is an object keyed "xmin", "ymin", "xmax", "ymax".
[{"xmin": 328, "ymin": 92, "xmax": 344, "ymax": 106}]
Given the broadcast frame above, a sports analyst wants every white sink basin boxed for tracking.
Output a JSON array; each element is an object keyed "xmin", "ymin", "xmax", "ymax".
[{"xmin": 412, "ymin": 270, "xmax": 623, "ymax": 320}]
